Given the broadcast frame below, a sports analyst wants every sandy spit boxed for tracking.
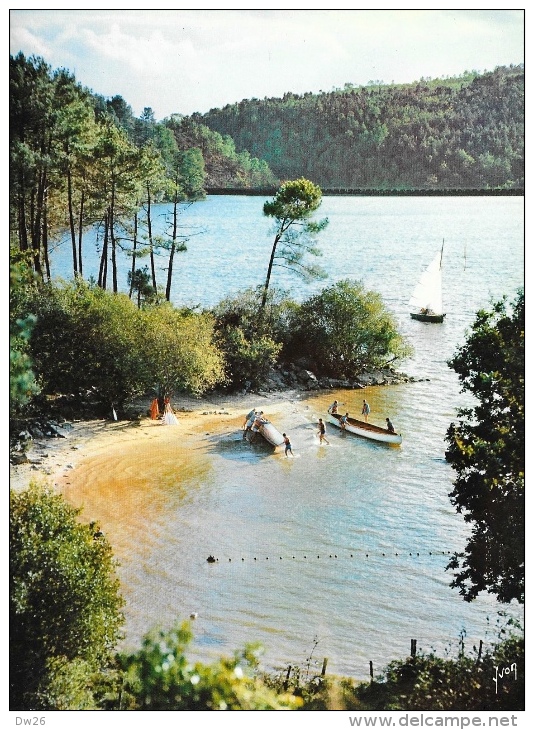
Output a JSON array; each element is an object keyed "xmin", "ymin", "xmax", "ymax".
[{"xmin": 9, "ymin": 389, "xmax": 305, "ymax": 494}]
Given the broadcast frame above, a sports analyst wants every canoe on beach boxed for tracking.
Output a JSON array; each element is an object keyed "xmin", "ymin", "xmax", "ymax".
[{"xmin": 327, "ymin": 412, "xmax": 402, "ymax": 445}]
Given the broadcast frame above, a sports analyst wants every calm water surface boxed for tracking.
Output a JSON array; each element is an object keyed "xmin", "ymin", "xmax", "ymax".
[{"xmin": 56, "ymin": 196, "xmax": 524, "ymax": 678}]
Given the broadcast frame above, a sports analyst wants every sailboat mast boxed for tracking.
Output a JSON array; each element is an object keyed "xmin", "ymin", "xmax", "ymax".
[{"xmin": 439, "ymin": 238, "xmax": 444, "ymax": 269}]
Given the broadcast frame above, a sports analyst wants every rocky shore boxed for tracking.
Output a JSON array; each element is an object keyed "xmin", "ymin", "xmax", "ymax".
[{"xmin": 258, "ymin": 361, "xmax": 417, "ymax": 394}]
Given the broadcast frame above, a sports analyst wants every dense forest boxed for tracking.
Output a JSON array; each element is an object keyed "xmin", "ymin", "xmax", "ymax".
[{"xmin": 192, "ymin": 65, "xmax": 524, "ymax": 190}]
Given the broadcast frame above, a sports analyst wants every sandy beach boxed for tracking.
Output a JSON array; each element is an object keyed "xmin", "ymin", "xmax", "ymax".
[{"xmin": 9, "ymin": 389, "xmax": 305, "ymax": 495}]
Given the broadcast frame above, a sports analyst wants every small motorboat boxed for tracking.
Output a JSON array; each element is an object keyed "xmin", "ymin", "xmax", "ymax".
[{"xmin": 327, "ymin": 412, "xmax": 402, "ymax": 445}]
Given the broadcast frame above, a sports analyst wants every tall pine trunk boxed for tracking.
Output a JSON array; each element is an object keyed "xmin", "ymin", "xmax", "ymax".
[
  {"xmin": 67, "ymin": 168, "xmax": 78, "ymax": 276},
  {"xmin": 17, "ymin": 170, "xmax": 29, "ymax": 254},
  {"xmin": 31, "ymin": 168, "xmax": 46, "ymax": 279},
  {"xmin": 129, "ymin": 212, "xmax": 139, "ymax": 298},
  {"xmin": 42, "ymin": 189, "xmax": 51, "ymax": 281},
  {"xmin": 147, "ymin": 185, "xmax": 157, "ymax": 292},
  {"xmin": 111, "ymin": 227, "xmax": 118, "ymax": 293},
  {"xmin": 109, "ymin": 183, "xmax": 118, "ymax": 293},
  {"xmin": 165, "ymin": 197, "xmax": 179, "ymax": 301},
  {"xmin": 260, "ymin": 231, "xmax": 282, "ymax": 310},
  {"xmin": 77, "ymin": 187, "xmax": 85, "ymax": 277},
  {"xmin": 98, "ymin": 214, "xmax": 109, "ymax": 289}
]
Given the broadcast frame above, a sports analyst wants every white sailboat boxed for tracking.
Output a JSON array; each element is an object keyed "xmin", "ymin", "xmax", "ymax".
[{"xmin": 409, "ymin": 241, "xmax": 445, "ymax": 323}]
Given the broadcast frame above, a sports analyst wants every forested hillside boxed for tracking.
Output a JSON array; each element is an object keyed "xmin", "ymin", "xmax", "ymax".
[
  {"xmin": 98, "ymin": 95, "xmax": 278, "ymax": 189},
  {"xmin": 191, "ymin": 66, "xmax": 524, "ymax": 191}
]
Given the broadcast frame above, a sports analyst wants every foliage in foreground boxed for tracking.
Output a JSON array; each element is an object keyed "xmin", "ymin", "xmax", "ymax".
[
  {"xmin": 351, "ymin": 623, "xmax": 524, "ymax": 711},
  {"xmin": 10, "ymin": 258, "xmax": 40, "ymax": 414},
  {"xmin": 117, "ymin": 622, "xmax": 301, "ymax": 710},
  {"xmin": 445, "ymin": 290, "xmax": 524, "ymax": 603},
  {"xmin": 9, "ymin": 484, "xmax": 300, "ymax": 711},
  {"xmin": 10, "ymin": 483, "xmax": 524, "ymax": 711},
  {"xmin": 10, "ymin": 483, "xmax": 125, "ymax": 710},
  {"xmin": 261, "ymin": 621, "xmax": 524, "ymax": 712}
]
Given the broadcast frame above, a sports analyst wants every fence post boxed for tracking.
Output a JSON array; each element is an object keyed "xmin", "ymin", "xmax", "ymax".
[
  {"xmin": 321, "ymin": 657, "xmax": 328, "ymax": 676},
  {"xmin": 369, "ymin": 660, "xmax": 374, "ymax": 683},
  {"xmin": 411, "ymin": 639, "xmax": 417, "ymax": 658},
  {"xmin": 476, "ymin": 640, "xmax": 483, "ymax": 665},
  {"xmin": 284, "ymin": 665, "xmax": 292, "ymax": 690}
]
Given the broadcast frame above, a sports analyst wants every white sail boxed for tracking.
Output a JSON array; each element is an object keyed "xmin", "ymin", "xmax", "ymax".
[{"xmin": 409, "ymin": 251, "xmax": 443, "ymax": 315}]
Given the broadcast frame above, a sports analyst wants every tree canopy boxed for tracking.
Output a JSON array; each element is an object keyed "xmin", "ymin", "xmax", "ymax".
[
  {"xmin": 9, "ymin": 52, "xmax": 277, "ymax": 289},
  {"xmin": 445, "ymin": 290, "xmax": 524, "ymax": 603},
  {"xmin": 261, "ymin": 178, "xmax": 328, "ymax": 309}
]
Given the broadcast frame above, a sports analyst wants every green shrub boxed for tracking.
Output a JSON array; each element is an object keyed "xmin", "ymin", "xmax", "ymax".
[
  {"xmin": 28, "ymin": 280, "xmax": 145, "ymax": 409},
  {"xmin": 211, "ymin": 287, "xmax": 294, "ymax": 389},
  {"xmin": 217, "ymin": 326, "xmax": 281, "ymax": 390},
  {"xmin": 9, "ymin": 258, "xmax": 40, "ymax": 414},
  {"xmin": 140, "ymin": 303, "xmax": 224, "ymax": 396},
  {"xmin": 10, "ymin": 483, "xmax": 125, "ymax": 709},
  {"xmin": 287, "ymin": 279, "xmax": 413, "ymax": 378},
  {"xmin": 18, "ymin": 280, "xmax": 225, "ymax": 411},
  {"xmin": 353, "ymin": 624, "xmax": 524, "ymax": 711},
  {"xmin": 118, "ymin": 622, "xmax": 302, "ymax": 710}
]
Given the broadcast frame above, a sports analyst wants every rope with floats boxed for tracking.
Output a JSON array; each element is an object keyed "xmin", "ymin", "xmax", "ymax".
[{"xmin": 206, "ymin": 549, "xmax": 453, "ymax": 563}]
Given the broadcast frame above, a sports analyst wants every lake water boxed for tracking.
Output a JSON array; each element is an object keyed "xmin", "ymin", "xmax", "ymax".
[{"xmin": 55, "ymin": 195, "xmax": 524, "ymax": 679}]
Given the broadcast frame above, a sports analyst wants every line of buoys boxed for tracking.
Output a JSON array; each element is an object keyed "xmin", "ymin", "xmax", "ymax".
[{"xmin": 207, "ymin": 550, "xmax": 452, "ymax": 563}]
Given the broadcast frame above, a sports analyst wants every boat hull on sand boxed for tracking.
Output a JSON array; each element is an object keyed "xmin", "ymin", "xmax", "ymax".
[
  {"xmin": 327, "ymin": 413, "xmax": 402, "ymax": 445},
  {"xmin": 245, "ymin": 420, "xmax": 285, "ymax": 447}
]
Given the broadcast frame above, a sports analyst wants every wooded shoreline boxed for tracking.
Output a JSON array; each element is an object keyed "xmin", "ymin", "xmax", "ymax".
[{"xmin": 206, "ymin": 186, "xmax": 524, "ymax": 196}]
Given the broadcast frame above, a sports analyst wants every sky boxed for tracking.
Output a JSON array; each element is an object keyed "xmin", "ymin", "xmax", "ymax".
[{"xmin": 9, "ymin": 4, "xmax": 525, "ymax": 121}]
